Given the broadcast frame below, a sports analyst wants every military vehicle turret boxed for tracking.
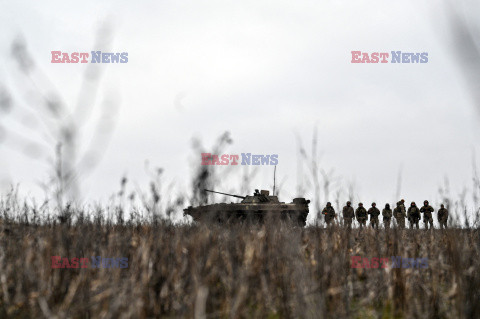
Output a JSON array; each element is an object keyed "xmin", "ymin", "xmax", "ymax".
[{"xmin": 184, "ymin": 189, "xmax": 310, "ymax": 226}]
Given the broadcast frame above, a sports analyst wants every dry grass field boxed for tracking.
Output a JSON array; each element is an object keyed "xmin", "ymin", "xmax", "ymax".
[{"xmin": 1, "ymin": 207, "xmax": 479, "ymax": 318}]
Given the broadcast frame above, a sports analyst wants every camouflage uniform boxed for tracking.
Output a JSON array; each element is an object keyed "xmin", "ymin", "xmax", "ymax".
[
  {"xmin": 420, "ymin": 200, "xmax": 434, "ymax": 230},
  {"xmin": 393, "ymin": 201, "xmax": 406, "ymax": 228},
  {"xmin": 322, "ymin": 202, "xmax": 336, "ymax": 225},
  {"xmin": 382, "ymin": 204, "xmax": 393, "ymax": 229},
  {"xmin": 368, "ymin": 203, "xmax": 380, "ymax": 229},
  {"xmin": 342, "ymin": 201, "xmax": 355, "ymax": 228},
  {"xmin": 438, "ymin": 204, "xmax": 449, "ymax": 229},
  {"xmin": 407, "ymin": 202, "xmax": 421, "ymax": 229},
  {"xmin": 356, "ymin": 203, "xmax": 368, "ymax": 228}
]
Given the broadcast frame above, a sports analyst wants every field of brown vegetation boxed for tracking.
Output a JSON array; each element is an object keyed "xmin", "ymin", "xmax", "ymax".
[{"xmin": 1, "ymin": 211, "xmax": 480, "ymax": 318}]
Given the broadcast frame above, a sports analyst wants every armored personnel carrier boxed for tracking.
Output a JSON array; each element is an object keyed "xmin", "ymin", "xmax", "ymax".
[{"xmin": 184, "ymin": 189, "xmax": 310, "ymax": 226}]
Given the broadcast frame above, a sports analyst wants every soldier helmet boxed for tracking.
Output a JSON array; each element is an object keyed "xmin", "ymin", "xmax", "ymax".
[
  {"xmin": 346, "ymin": 201, "xmax": 351, "ymax": 206},
  {"xmin": 401, "ymin": 199, "xmax": 405, "ymax": 203},
  {"xmin": 327, "ymin": 202, "xmax": 331, "ymax": 206},
  {"xmin": 359, "ymin": 202, "xmax": 363, "ymax": 206},
  {"xmin": 372, "ymin": 202, "xmax": 376, "ymax": 206},
  {"xmin": 385, "ymin": 203, "xmax": 390, "ymax": 208},
  {"xmin": 441, "ymin": 204, "xmax": 445, "ymax": 208},
  {"xmin": 424, "ymin": 200, "xmax": 429, "ymax": 204},
  {"xmin": 411, "ymin": 202, "xmax": 416, "ymax": 206}
]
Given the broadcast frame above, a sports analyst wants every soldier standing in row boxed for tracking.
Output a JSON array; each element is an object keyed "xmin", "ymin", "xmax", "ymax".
[
  {"xmin": 420, "ymin": 200, "xmax": 434, "ymax": 230},
  {"xmin": 322, "ymin": 202, "xmax": 336, "ymax": 226},
  {"xmin": 368, "ymin": 202, "xmax": 380, "ymax": 229},
  {"xmin": 438, "ymin": 204, "xmax": 449, "ymax": 229},
  {"xmin": 356, "ymin": 203, "xmax": 368, "ymax": 228},
  {"xmin": 407, "ymin": 202, "xmax": 421, "ymax": 229},
  {"xmin": 393, "ymin": 201, "xmax": 406, "ymax": 228},
  {"xmin": 382, "ymin": 203, "xmax": 393, "ymax": 229},
  {"xmin": 398, "ymin": 199, "xmax": 406, "ymax": 212},
  {"xmin": 342, "ymin": 201, "xmax": 355, "ymax": 228}
]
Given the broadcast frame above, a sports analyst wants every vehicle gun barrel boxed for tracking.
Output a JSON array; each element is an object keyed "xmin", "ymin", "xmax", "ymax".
[{"xmin": 204, "ymin": 189, "xmax": 246, "ymax": 199}]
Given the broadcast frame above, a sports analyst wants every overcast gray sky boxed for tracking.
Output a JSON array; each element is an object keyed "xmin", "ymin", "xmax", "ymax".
[{"xmin": 1, "ymin": 1, "xmax": 479, "ymax": 221}]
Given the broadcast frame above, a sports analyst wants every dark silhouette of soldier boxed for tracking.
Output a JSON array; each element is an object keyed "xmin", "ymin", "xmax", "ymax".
[
  {"xmin": 438, "ymin": 204, "xmax": 449, "ymax": 229},
  {"xmin": 368, "ymin": 202, "xmax": 380, "ymax": 229},
  {"xmin": 393, "ymin": 201, "xmax": 406, "ymax": 228},
  {"xmin": 356, "ymin": 203, "xmax": 368, "ymax": 228},
  {"xmin": 397, "ymin": 199, "xmax": 406, "ymax": 213},
  {"xmin": 342, "ymin": 201, "xmax": 354, "ymax": 228},
  {"xmin": 420, "ymin": 200, "xmax": 434, "ymax": 230},
  {"xmin": 407, "ymin": 202, "xmax": 421, "ymax": 229},
  {"xmin": 322, "ymin": 202, "xmax": 336, "ymax": 226},
  {"xmin": 382, "ymin": 203, "xmax": 393, "ymax": 229}
]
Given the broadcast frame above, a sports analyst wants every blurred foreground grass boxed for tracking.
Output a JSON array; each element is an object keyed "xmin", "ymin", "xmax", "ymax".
[{"xmin": 1, "ymin": 215, "xmax": 479, "ymax": 318}]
